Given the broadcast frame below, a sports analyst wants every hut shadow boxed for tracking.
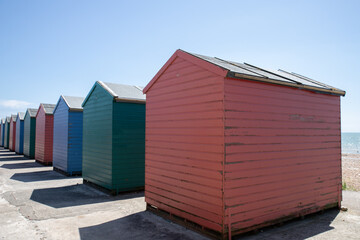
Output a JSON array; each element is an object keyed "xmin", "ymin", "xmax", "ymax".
[
  {"xmin": 10, "ymin": 170, "xmax": 72, "ymax": 182},
  {"xmin": 238, "ymin": 209, "xmax": 339, "ymax": 240},
  {"xmin": 1, "ymin": 161, "xmax": 43, "ymax": 169},
  {"xmin": 0, "ymin": 156, "xmax": 30, "ymax": 161},
  {"xmin": 0, "ymin": 153, "xmax": 23, "ymax": 157},
  {"xmin": 30, "ymin": 184, "xmax": 144, "ymax": 208},
  {"xmin": 78, "ymin": 211, "xmax": 204, "ymax": 240}
]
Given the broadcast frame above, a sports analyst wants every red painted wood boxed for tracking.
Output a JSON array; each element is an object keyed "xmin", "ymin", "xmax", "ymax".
[
  {"xmin": 224, "ymin": 78, "xmax": 341, "ymax": 233},
  {"xmin": 144, "ymin": 55, "xmax": 225, "ymax": 231},
  {"xmin": 143, "ymin": 49, "xmax": 227, "ymax": 93},
  {"xmin": 9, "ymin": 119, "xmax": 16, "ymax": 151},
  {"xmin": 144, "ymin": 52, "xmax": 342, "ymax": 236},
  {"xmin": 35, "ymin": 105, "xmax": 54, "ymax": 163}
]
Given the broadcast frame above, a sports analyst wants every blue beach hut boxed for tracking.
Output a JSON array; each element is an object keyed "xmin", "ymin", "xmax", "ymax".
[
  {"xmin": 53, "ymin": 95, "xmax": 84, "ymax": 175},
  {"xmin": 15, "ymin": 112, "xmax": 25, "ymax": 154},
  {"xmin": 0, "ymin": 119, "xmax": 4, "ymax": 146}
]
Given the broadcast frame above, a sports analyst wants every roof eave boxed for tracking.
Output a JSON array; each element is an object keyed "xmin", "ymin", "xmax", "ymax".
[
  {"xmin": 114, "ymin": 97, "xmax": 146, "ymax": 104},
  {"xmin": 229, "ymin": 72, "xmax": 346, "ymax": 96},
  {"xmin": 69, "ymin": 108, "xmax": 83, "ymax": 112}
]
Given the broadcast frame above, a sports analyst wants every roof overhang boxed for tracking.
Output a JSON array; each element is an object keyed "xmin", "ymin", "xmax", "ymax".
[
  {"xmin": 227, "ymin": 72, "xmax": 346, "ymax": 96},
  {"xmin": 144, "ymin": 49, "xmax": 346, "ymax": 97}
]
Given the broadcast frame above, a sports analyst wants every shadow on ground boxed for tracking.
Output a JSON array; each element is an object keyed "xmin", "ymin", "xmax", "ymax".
[
  {"xmin": 1, "ymin": 161, "xmax": 43, "ymax": 169},
  {"xmin": 30, "ymin": 184, "xmax": 144, "ymax": 208},
  {"xmin": 10, "ymin": 170, "xmax": 72, "ymax": 182},
  {"xmin": 0, "ymin": 157, "xmax": 30, "ymax": 161},
  {"xmin": 238, "ymin": 209, "xmax": 339, "ymax": 240},
  {"xmin": 78, "ymin": 211, "xmax": 204, "ymax": 240}
]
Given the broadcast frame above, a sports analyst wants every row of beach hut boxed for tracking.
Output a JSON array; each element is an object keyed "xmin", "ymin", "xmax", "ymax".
[{"xmin": 0, "ymin": 49, "xmax": 346, "ymax": 239}]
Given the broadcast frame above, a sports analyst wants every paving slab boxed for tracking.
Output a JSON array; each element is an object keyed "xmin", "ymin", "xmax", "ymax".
[{"xmin": 0, "ymin": 147, "xmax": 359, "ymax": 240}]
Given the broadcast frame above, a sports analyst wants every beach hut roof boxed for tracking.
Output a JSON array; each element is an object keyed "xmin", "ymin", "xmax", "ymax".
[
  {"xmin": 55, "ymin": 95, "xmax": 84, "ymax": 112},
  {"xmin": 6, "ymin": 116, "xmax": 11, "ymax": 123},
  {"xmin": 82, "ymin": 81, "xmax": 145, "ymax": 106},
  {"xmin": 144, "ymin": 49, "xmax": 346, "ymax": 96},
  {"xmin": 40, "ymin": 103, "xmax": 56, "ymax": 115},
  {"xmin": 11, "ymin": 114, "xmax": 17, "ymax": 121},
  {"xmin": 16, "ymin": 112, "xmax": 25, "ymax": 121},
  {"xmin": 26, "ymin": 108, "xmax": 38, "ymax": 118}
]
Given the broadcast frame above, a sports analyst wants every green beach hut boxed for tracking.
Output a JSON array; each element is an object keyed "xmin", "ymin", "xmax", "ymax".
[
  {"xmin": 4, "ymin": 116, "xmax": 11, "ymax": 149},
  {"xmin": 82, "ymin": 81, "xmax": 146, "ymax": 194},
  {"xmin": 23, "ymin": 108, "xmax": 37, "ymax": 158}
]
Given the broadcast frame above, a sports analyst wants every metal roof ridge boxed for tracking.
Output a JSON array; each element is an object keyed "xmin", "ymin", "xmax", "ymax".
[
  {"xmin": 280, "ymin": 70, "xmax": 337, "ymax": 90},
  {"xmin": 243, "ymin": 63, "xmax": 302, "ymax": 85},
  {"xmin": 98, "ymin": 81, "xmax": 118, "ymax": 98},
  {"xmin": 214, "ymin": 57, "xmax": 268, "ymax": 79}
]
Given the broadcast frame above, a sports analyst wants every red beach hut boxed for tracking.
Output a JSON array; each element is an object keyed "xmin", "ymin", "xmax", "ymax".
[
  {"xmin": 9, "ymin": 114, "xmax": 17, "ymax": 151},
  {"xmin": 143, "ymin": 49, "xmax": 346, "ymax": 239},
  {"xmin": 35, "ymin": 103, "xmax": 56, "ymax": 164}
]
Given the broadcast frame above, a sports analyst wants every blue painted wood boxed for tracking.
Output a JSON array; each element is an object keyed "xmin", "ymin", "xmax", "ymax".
[
  {"xmin": 53, "ymin": 96, "xmax": 83, "ymax": 175},
  {"xmin": 53, "ymin": 97, "xmax": 69, "ymax": 172},
  {"xmin": 15, "ymin": 117, "xmax": 24, "ymax": 154},
  {"xmin": 67, "ymin": 111, "xmax": 83, "ymax": 174}
]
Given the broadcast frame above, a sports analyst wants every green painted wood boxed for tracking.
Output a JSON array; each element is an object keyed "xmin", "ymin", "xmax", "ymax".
[
  {"xmin": 112, "ymin": 102, "xmax": 145, "ymax": 192},
  {"xmin": 82, "ymin": 84, "xmax": 113, "ymax": 189}
]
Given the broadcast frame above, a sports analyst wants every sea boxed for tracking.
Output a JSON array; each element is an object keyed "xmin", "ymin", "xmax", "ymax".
[{"xmin": 342, "ymin": 132, "xmax": 360, "ymax": 154}]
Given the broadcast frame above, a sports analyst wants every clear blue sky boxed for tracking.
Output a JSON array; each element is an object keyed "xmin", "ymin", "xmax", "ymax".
[{"xmin": 0, "ymin": 0, "xmax": 359, "ymax": 131}]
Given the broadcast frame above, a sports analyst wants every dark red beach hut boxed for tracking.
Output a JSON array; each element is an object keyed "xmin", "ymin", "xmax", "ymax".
[
  {"xmin": 35, "ymin": 103, "xmax": 56, "ymax": 164},
  {"xmin": 9, "ymin": 114, "xmax": 17, "ymax": 151},
  {"xmin": 143, "ymin": 49, "xmax": 346, "ymax": 239}
]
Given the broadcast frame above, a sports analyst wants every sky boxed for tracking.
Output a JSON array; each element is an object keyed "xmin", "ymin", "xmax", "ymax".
[{"xmin": 0, "ymin": 0, "xmax": 359, "ymax": 131}]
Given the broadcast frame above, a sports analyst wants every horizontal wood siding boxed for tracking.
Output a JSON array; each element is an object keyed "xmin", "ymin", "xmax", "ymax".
[
  {"xmin": 67, "ymin": 111, "xmax": 83, "ymax": 174},
  {"xmin": 53, "ymin": 98, "xmax": 69, "ymax": 172},
  {"xmin": 4, "ymin": 122, "xmax": 10, "ymax": 148},
  {"xmin": 112, "ymin": 102, "xmax": 145, "ymax": 192},
  {"xmin": 15, "ymin": 118, "xmax": 24, "ymax": 154},
  {"xmin": 0, "ymin": 123, "xmax": 3, "ymax": 146},
  {"xmin": 82, "ymin": 85, "xmax": 113, "ymax": 189},
  {"xmin": 145, "ymin": 56, "xmax": 225, "ymax": 232},
  {"xmin": 0, "ymin": 123, "xmax": 2, "ymax": 146},
  {"xmin": 9, "ymin": 121, "xmax": 16, "ymax": 151},
  {"xmin": 223, "ymin": 78, "xmax": 341, "ymax": 232},
  {"xmin": 44, "ymin": 115, "xmax": 54, "ymax": 162},
  {"xmin": 23, "ymin": 115, "xmax": 36, "ymax": 158},
  {"xmin": 36, "ymin": 107, "xmax": 54, "ymax": 163}
]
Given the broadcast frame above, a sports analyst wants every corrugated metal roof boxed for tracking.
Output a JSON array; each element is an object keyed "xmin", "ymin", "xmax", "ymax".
[
  {"xmin": 100, "ymin": 81, "xmax": 146, "ymax": 102},
  {"xmin": 26, "ymin": 108, "xmax": 38, "ymax": 118},
  {"xmin": 62, "ymin": 95, "xmax": 84, "ymax": 110},
  {"xmin": 17, "ymin": 112, "xmax": 25, "ymax": 120},
  {"xmin": 41, "ymin": 103, "xmax": 56, "ymax": 115},
  {"xmin": 185, "ymin": 50, "xmax": 345, "ymax": 96}
]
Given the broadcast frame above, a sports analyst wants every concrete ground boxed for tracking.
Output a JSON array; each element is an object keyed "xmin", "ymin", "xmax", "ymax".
[{"xmin": 0, "ymin": 148, "xmax": 359, "ymax": 240}]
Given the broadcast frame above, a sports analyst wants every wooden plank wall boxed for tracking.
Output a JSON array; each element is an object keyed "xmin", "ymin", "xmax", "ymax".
[
  {"xmin": 112, "ymin": 102, "xmax": 145, "ymax": 192},
  {"xmin": 223, "ymin": 78, "xmax": 341, "ymax": 232},
  {"xmin": 4, "ymin": 122, "xmax": 10, "ymax": 148},
  {"xmin": 9, "ymin": 119, "xmax": 16, "ymax": 151},
  {"xmin": 145, "ymin": 56, "xmax": 225, "ymax": 232},
  {"xmin": 23, "ymin": 114, "xmax": 36, "ymax": 158},
  {"xmin": 82, "ymin": 85, "xmax": 113, "ymax": 189},
  {"xmin": 35, "ymin": 107, "xmax": 54, "ymax": 163},
  {"xmin": 35, "ymin": 107, "xmax": 46, "ymax": 162},
  {"xmin": 15, "ymin": 118, "xmax": 24, "ymax": 154},
  {"xmin": 53, "ymin": 98, "xmax": 69, "ymax": 171}
]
